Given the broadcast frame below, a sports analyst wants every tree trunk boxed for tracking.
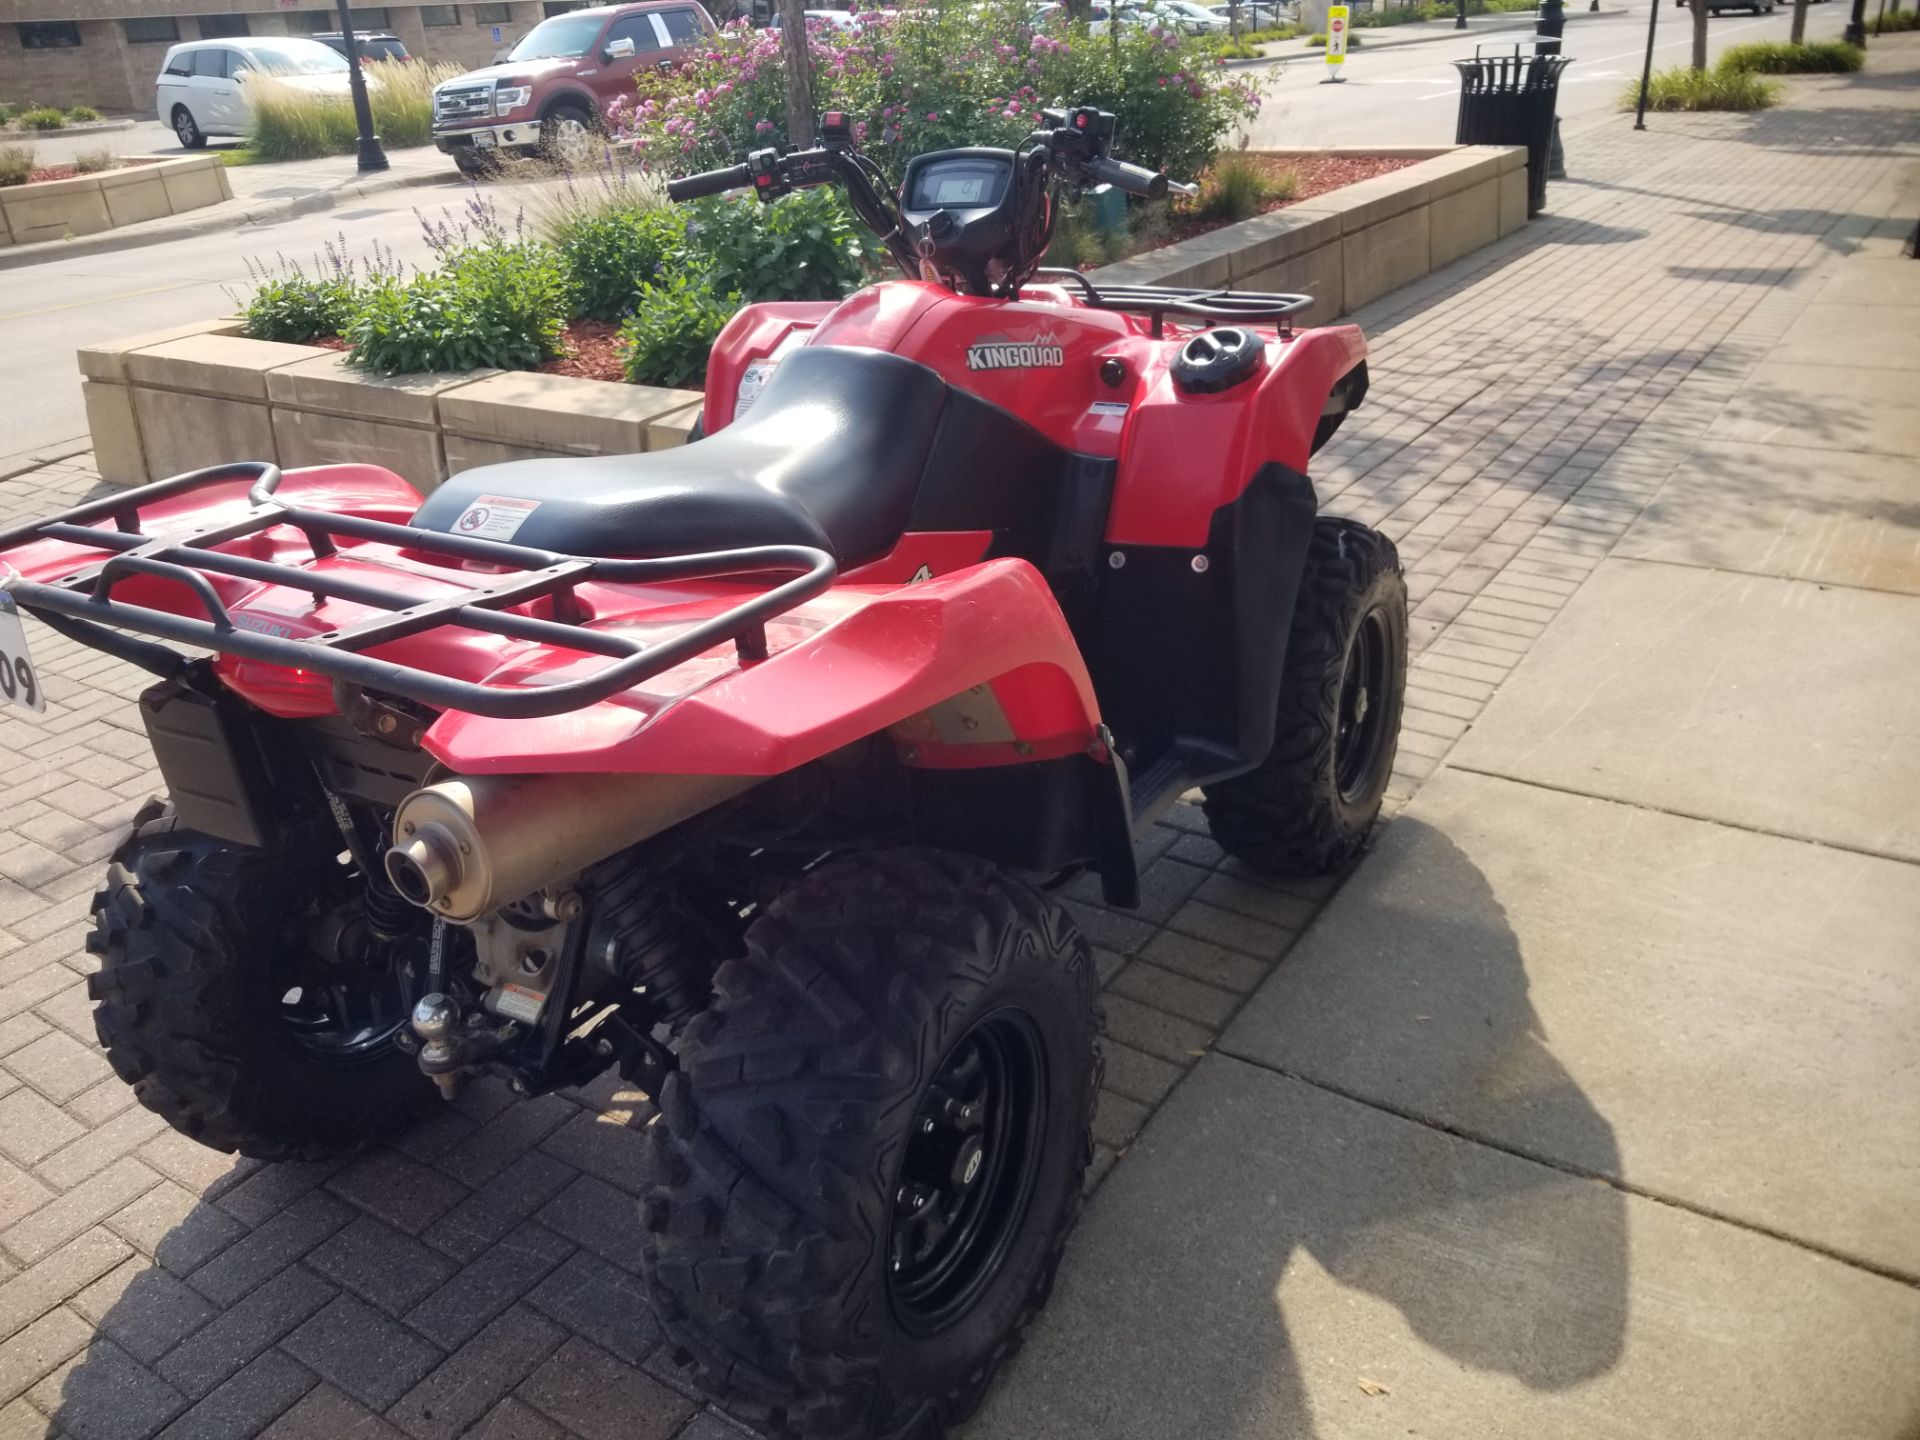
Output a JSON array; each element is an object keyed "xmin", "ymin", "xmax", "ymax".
[
  {"xmin": 1790, "ymin": 0, "xmax": 1810, "ymax": 40},
  {"xmin": 779, "ymin": 0, "xmax": 814, "ymax": 147},
  {"xmin": 1686, "ymin": 0, "xmax": 1709, "ymax": 69}
]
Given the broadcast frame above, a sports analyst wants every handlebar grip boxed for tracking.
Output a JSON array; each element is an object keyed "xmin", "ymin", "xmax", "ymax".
[
  {"xmin": 1088, "ymin": 156, "xmax": 1169, "ymax": 201},
  {"xmin": 666, "ymin": 164, "xmax": 753, "ymax": 203}
]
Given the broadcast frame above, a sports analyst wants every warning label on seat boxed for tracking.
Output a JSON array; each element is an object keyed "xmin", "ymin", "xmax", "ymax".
[{"xmin": 452, "ymin": 495, "xmax": 541, "ymax": 542}]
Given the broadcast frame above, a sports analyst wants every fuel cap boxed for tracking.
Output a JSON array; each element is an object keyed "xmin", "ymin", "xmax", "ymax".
[{"xmin": 1170, "ymin": 326, "xmax": 1261, "ymax": 394}]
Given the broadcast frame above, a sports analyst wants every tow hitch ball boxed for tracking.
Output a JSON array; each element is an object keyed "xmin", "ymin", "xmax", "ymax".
[{"xmin": 408, "ymin": 992, "xmax": 519, "ymax": 1099}]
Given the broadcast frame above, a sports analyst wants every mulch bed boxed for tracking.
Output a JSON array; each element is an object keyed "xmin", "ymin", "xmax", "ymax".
[
  {"xmin": 19, "ymin": 156, "xmax": 159, "ymax": 185},
  {"xmin": 1163, "ymin": 152, "xmax": 1422, "ymax": 246},
  {"xmin": 539, "ymin": 318, "xmax": 625, "ymax": 382}
]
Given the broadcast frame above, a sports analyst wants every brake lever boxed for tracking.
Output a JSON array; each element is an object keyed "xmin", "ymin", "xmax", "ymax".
[{"xmin": 1168, "ymin": 179, "xmax": 1200, "ymax": 199}]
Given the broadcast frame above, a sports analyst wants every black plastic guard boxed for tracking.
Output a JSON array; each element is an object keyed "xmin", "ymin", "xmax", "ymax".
[{"xmin": 1089, "ymin": 462, "xmax": 1318, "ymax": 789}]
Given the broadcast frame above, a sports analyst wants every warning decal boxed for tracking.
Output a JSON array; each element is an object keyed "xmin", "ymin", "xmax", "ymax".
[{"xmin": 453, "ymin": 494, "xmax": 541, "ymax": 542}]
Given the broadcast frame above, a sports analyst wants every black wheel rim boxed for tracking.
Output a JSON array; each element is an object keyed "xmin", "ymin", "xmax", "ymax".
[
  {"xmin": 275, "ymin": 861, "xmax": 417, "ymax": 1062},
  {"xmin": 1335, "ymin": 607, "xmax": 1393, "ymax": 803},
  {"xmin": 888, "ymin": 1009, "xmax": 1047, "ymax": 1336}
]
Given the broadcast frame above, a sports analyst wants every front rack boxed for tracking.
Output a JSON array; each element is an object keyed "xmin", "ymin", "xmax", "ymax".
[
  {"xmin": 1029, "ymin": 269, "xmax": 1315, "ymax": 338},
  {"xmin": 0, "ymin": 462, "xmax": 838, "ymax": 720}
]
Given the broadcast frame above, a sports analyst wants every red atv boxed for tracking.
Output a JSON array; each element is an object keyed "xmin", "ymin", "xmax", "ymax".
[{"xmin": 0, "ymin": 107, "xmax": 1403, "ymax": 1439}]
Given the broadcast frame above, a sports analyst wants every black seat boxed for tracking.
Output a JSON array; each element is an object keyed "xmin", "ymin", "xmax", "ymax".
[{"xmin": 412, "ymin": 347, "xmax": 951, "ymax": 565}]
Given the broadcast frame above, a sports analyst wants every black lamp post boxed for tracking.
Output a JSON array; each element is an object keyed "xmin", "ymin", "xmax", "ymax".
[
  {"xmin": 1456, "ymin": 0, "xmax": 1467, "ymax": 29},
  {"xmin": 1843, "ymin": 0, "xmax": 1869, "ymax": 45},
  {"xmin": 334, "ymin": 0, "xmax": 389, "ymax": 173},
  {"xmin": 1536, "ymin": 0, "xmax": 1565, "ymax": 51}
]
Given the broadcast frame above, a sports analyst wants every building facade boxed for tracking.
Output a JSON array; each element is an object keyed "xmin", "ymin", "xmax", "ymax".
[{"xmin": 0, "ymin": 0, "xmax": 569, "ymax": 113}]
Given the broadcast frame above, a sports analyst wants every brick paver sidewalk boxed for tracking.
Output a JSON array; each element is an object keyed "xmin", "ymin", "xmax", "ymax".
[{"xmin": 0, "ymin": 42, "xmax": 1915, "ymax": 1440}]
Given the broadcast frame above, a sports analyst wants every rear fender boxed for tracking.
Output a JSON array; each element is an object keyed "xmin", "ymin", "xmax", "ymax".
[{"xmin": 425, "ymin": 558, "xmax": 1105, "ymax": 775}]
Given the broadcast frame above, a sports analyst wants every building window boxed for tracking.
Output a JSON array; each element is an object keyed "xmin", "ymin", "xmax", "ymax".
[
  {"xmin": 123, "ymin": 16, "xmax": 181, "ymax": 42},
  {"xmin": 347, "ymin": 6, "xmax": 392, "ymax": 25},
  {"xmin": 420, "ymin": 4, "xmax": 461, "ymax": 23},
  {"xmin": 16, "ymin": 20, "xmax": 82, "ymax": 48},
  {"xmin": 542, "ymin": 1, "xmax": 589, "ymax": 12},
  {"xmin": 196, "ymin": 14, "xmax": 252, "ymax": 37},
  {"xmin": 285, "ymin": 11, "xmax": 330, "ymax": 32},
  {"xmin": 471, "ymin": 2, "xmax": 511, "ymax": 21}
]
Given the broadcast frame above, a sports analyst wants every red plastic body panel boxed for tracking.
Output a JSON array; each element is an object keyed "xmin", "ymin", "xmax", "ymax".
[
  {"xmin": 420, "ymin": 557, "xmax": 1102, "ymax": 775},
  {"xmin": 702, "ymin": 282, "xmax": 1368, "ymax": 549}
]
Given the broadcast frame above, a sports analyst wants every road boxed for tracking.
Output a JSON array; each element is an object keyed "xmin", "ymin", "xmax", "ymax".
[
  {"xmin": 0, "ymin": 0, "xmax": 1866, "ymax": 465},
  {"xmin": 1246, "ymin": 0, "xmax": 1855, "ymax": 148}
]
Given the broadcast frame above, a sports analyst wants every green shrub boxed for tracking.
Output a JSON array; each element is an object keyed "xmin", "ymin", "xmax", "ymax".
[
  {"xmin": 618, "ymin": 274, "xmax": 738, "ymax": 389},
  {"xmin": 1621, "ymin": 66, "xmax": 1779, "ymax": 112},
  {"xmin": 71, "ymin": 146, "xmax": 115, "ymax": 174},
  {"xmin": 64, "ymin": 104, "xmax": 102, "ymax": 123},
  {"xmin": 348, "ymin": 242, "xmax": 572, "ymax": 373},
  {"xmin": 15, "ymin": 107, "xmax": 67, "ymax": 131},
  {"xmin": 1871, "ymin": 6, "xmax": 1918, "ymax": 30},
  {"xmin": 530, "ymin": 164, "xmax": 688, "ymax": 322},
  {"xmin": 1193, "ymin": 150, "xmax": 1293, "ymax": 223},
  {"xmin": 1305, "ymin": 31, "xmax": 1360, "ymax": 45},
  {"xmin": 677, "ymin": 186, "xmax": 870, "ymax": 305},
  {"xmin": 243, "ymin": 272, "xmax": 358, "ymax": 342},
  {"xmin": 1243, "ymin": 23, "xmax": 1302, "ymax": 39},
  {"xmin": 1718, "ymin": 39, "xmax": 1863, "ymax": 73},
  {"xmin": 555, "ymin": 206, "xmax": 686, "ymax": 321},
  {"xmin": 1211, "ymin": 38, "xmax": 1262, "ymax": 58},
  {"xmin": 0, "ymin": 104, "xmax": 13, "ymax": 126},
  {"xmin": 0, "ymin": 143, "xmax": 33, "ymax": 187},
  {"xmin": 1041, "ymin": 204, "xmax": 1114, "ymax": 268}
]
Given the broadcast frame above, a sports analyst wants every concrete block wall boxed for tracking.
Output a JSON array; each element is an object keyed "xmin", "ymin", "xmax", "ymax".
[
  {"xmin": 1088, "ymin": 145, "xmax": 1528, "ymax": 324},
  {"xmin": 79, "ymin": 326, "xmax": 703, "ymax": 490}
]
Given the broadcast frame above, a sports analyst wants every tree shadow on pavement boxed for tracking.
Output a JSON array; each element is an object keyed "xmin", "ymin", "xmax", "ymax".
[{"xmin": 961, "ymin": 821, "xmax": 1629, "ymax": 1439}]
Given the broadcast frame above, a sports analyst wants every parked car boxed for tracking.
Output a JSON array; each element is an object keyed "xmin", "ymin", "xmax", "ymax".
[
  {"xmin": 312, "ymin": 29, "xmax": 412, "ymax": 62},
  {"xmin": 430, "ymin": 0, "xmax": 717, "ymax": 174},
  {"xmin": 1206, "ymin": 0, "xmax": 1294, "ymax": 27},
  {"xmin": 768, "ymin": 9, "xmax": 852, "ymax": 25},
  {"xmin": 1145, "ymin": 0, "xmax": 1233, "ymax": 31},
  {"xmin": 154, "ymin": 36, "xmax": 355, "ymax": 150},
  {"xmin": 1683, "ymin": 0, "xmax": 1776, "ymax": 10}
]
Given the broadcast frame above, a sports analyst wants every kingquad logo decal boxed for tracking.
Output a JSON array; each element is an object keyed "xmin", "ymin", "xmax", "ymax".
[{"xmin": 966, "ymin": 331, "xmax": 1065, "ymax": 372}]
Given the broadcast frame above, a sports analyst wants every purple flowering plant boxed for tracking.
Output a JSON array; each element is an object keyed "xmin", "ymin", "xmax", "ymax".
[{"xmin": 620, "ymin": 0, "xmax": 1262, "ymax": 188}]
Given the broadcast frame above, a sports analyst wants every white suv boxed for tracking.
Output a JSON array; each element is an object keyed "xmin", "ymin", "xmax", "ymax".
[{"xmin": 155, "ymin": 37, "xmax": 356, "ymax": 149}]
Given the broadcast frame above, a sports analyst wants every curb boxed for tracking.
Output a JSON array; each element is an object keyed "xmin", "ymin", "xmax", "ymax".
[
  {"xmin": 1232, "ymin": 4, "xmax": 1627, "ymax": 62},
  {"xmin": 0, "ymin": 117, "xmax": 139, "ymax": 139},
  {"xmin": 0, "ymin": 164, "xmax": 460, "ymax": 271},
  {"xmin": 0, "ymin": 435, "xmax": 92, "ymax": 483}
]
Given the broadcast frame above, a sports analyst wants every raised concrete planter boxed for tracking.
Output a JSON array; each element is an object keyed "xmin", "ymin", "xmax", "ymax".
[
  {"xmin": 79, "ymin": 146, "xmax": 1522, "ymax": 486},
  {"xmin": 80, "ymin": 323, "xmax": 704, "ymax": 490},
  {"xmin": 1087, "ymin": 145, "xmax": 1527, "ymax": 323},
  {"xmin": 0, "ymin": 154, "xmax": 231, "ymax": 249}
]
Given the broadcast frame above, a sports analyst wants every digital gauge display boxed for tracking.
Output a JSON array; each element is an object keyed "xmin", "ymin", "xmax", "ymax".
[{"xmin": 908, "ymin": 157, "xmax": 1010, "ymax": 211}]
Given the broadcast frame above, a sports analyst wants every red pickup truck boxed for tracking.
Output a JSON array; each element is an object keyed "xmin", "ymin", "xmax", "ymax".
[{"xmin": 430, "ymin": 0, "xmax": 717, "ymax": 174}]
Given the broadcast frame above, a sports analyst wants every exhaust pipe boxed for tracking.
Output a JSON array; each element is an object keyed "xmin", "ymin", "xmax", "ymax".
[{"xmin": 386, "ymin": 770, "xmax": 754, "ymax": 923}]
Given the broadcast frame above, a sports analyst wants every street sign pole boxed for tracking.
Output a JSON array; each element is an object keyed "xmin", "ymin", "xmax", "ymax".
[
  {"xmin": 333, "ymin": 0, "xmax": 389, "ymax": 173},
  {"xmin": 1633, "ymin": 0, "xmax": 1660, "ymax": 131},
  {"xmin": 1323, "ymin": 4, "xmax": 1348, "ymax": 83}
]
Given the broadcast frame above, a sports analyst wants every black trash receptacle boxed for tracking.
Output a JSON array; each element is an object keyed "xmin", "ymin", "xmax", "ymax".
[{"xmin": 1454, "ymin": 44, "xmax": 1571, "ymax": 217}]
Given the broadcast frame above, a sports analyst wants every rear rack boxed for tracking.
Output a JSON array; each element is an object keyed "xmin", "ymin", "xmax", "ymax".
[
  {"xmin": 0, "ymin": 462, "xmax": 837, "ymax": 720},
  {"xmin": 1029, "ymin": 269, "xmax": 1315, "ymax": 338}
]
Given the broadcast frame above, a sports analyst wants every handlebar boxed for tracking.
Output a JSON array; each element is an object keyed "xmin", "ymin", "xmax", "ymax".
[
  {"xmin": 666, "ymin": 163, "xmax": 753, "ymax": 202},
  {"xmin": 1088, "ymin": 156, "xmax": 1168, "ymax": 201}
]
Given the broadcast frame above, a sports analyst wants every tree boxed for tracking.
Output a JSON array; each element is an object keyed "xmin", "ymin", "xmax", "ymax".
[
  {"xmin": 1790, "ymin": 0, "xmax": 1810, "ymax": 41},
  {"xmin": 1685, "ymin": 0, "xmax": 1709, "ymax": 68},
  {"xmin": 779, "ymin": 0, "xmax": 815, "ymax": 146}
]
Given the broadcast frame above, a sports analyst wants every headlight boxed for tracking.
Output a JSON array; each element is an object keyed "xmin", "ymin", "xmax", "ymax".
[{"xmin": 495, "ymin": 85, "xmax": 533, "ymax": 115}]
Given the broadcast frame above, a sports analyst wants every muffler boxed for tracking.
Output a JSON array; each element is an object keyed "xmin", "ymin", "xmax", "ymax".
[{"xmin": 385, "ymin": 771, "xmax": 754, "ymax": 923}]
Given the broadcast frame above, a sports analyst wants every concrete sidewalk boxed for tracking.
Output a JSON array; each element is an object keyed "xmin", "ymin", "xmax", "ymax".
[
  {"xmin": 965, "ymin": 39, "xmax": 1920, "ymax": 1440},
  {"xmin": 0, "ymin": 36, "xmax": 1914, "ymax": 1440}
]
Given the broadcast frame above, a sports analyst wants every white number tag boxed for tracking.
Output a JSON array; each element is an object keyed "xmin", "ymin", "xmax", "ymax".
[{"xmin": 0, "ymin": 592, "xmax": 46, "ymax": 713}]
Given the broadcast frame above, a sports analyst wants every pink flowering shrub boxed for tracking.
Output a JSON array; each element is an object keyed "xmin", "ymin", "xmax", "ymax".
[{"xmin": 621, "ymin": 0, "xmax": 1261, "ymax": 187}]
